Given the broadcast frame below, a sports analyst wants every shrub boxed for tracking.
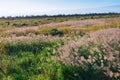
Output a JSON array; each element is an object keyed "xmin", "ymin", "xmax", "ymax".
[
  {"xmin": 7, "ymin": 66, "xmax": 28, "ymax": 80},
  {"xmin": 78, "ymin": 46, "xmax": 91, "ymax": 59},
  {"xmin": 31, "ymin": 22, "xmax": 39, "ymax": 26},
  {"xmin": 50, "ymin": 28, "xmax": 64, "ymax": 36},
  {"xmin": 79, "ymin": 31, "xmax": 85, "ymax": 37}
]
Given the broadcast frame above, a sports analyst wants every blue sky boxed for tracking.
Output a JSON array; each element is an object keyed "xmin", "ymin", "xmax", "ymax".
[{"xmin": 0, "ymin": 0, "xmax": 120, "ymax": 17}]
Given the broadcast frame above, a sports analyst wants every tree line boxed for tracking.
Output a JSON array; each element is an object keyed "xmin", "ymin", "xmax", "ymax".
[{"xmin": 0, "ymin": 12, "xmax": 120, "ymax": 19}]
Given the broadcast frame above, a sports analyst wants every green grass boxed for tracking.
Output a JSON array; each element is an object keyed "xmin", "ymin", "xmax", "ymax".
[{"xmin": 0, "ymin": 39, "xmax": 65, "ymax": 80}]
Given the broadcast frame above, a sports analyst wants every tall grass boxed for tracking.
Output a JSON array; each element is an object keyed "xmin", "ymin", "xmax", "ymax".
[{"xmin": 0, "ymin": 37, "xmax": 65, "ymax": 80}]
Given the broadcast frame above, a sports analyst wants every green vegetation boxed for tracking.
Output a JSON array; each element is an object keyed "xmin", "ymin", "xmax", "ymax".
[
  {"xmin": 0, "ymin": 13, "xmax": 120, "ymax": 80},
  {"xmin": 50, "ymin": 28, "xmax": 64, "ymax": 36},
  {"xmin": 0, "ymin": 36, "xmax": 119, "ymax": 80},
  {"xmin": 0, "ymin": 38, "xmax": 64, "ymax": 80},
  {"xmin": 0, "ymin": 38, "xmax": 118, "ymax": 80}
]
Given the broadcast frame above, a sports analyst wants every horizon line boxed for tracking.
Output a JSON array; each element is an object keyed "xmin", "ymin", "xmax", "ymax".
[{"xmin": 0, "ymin": 12, "xmax": 120, "ymax": 18}]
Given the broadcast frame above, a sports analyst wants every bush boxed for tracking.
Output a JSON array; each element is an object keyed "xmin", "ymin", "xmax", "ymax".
[
  {"xmin": 50, "ymin": 28, "xmax": 64, "ymax": 36},
  {"xmin": 79, "ymin": 31, "xmax": 85, "ymax": 37},
  {"xmin": 78, "ymin": 46, "xmax": 91, "ymax": 59},
  {"xmin": 31, "ymin": 22, "xmax": 39, "ymax": 26},
  {"xmin": 7, "ymin": 66, "xmax": 28, "ymax": 80}
]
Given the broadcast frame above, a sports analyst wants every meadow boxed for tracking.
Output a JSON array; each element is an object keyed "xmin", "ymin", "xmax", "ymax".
[{"xmin": 0, "ymin": 13, "xmax": 120, "ymax": 80}]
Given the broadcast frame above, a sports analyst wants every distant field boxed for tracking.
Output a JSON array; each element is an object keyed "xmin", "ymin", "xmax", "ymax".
[
  {"xmin": 0, "ymin": 13, "xmax": 120, "ymax": 28},
  {"xmin": 0, "ymin": 17, "xmax": 120, "ymax": 37},
  {"xmin": 0, "ymin": 14, "xmax": 120, "ymax": 80}
]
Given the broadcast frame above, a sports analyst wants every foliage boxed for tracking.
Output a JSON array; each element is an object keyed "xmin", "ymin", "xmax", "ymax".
[
  {"xmin": 0, "ymin": 38, "xmax": 65, "ymax": 80},
  {"xmin": 50, "ymin": 28, "xmax": 64, "ymax": 36},
  {"xmin": 0, "ymin": 15, "xmax": 120, "ymax": 80}
]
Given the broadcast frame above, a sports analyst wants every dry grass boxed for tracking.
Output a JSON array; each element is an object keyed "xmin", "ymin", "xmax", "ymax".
[{"xmin": 0, "ymin": 17, "xmax": 120, "ymax": 37}]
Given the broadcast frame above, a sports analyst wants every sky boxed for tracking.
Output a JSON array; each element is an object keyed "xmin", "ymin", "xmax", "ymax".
[{"xmin": 0, "ymin": 0, "xmax": 120, "ymax": 17}]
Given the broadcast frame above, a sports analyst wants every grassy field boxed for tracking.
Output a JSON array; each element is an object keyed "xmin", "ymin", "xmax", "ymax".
[{"xmin": 0, "ymin": 14, "xmax": 120, "ymax": 80}]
